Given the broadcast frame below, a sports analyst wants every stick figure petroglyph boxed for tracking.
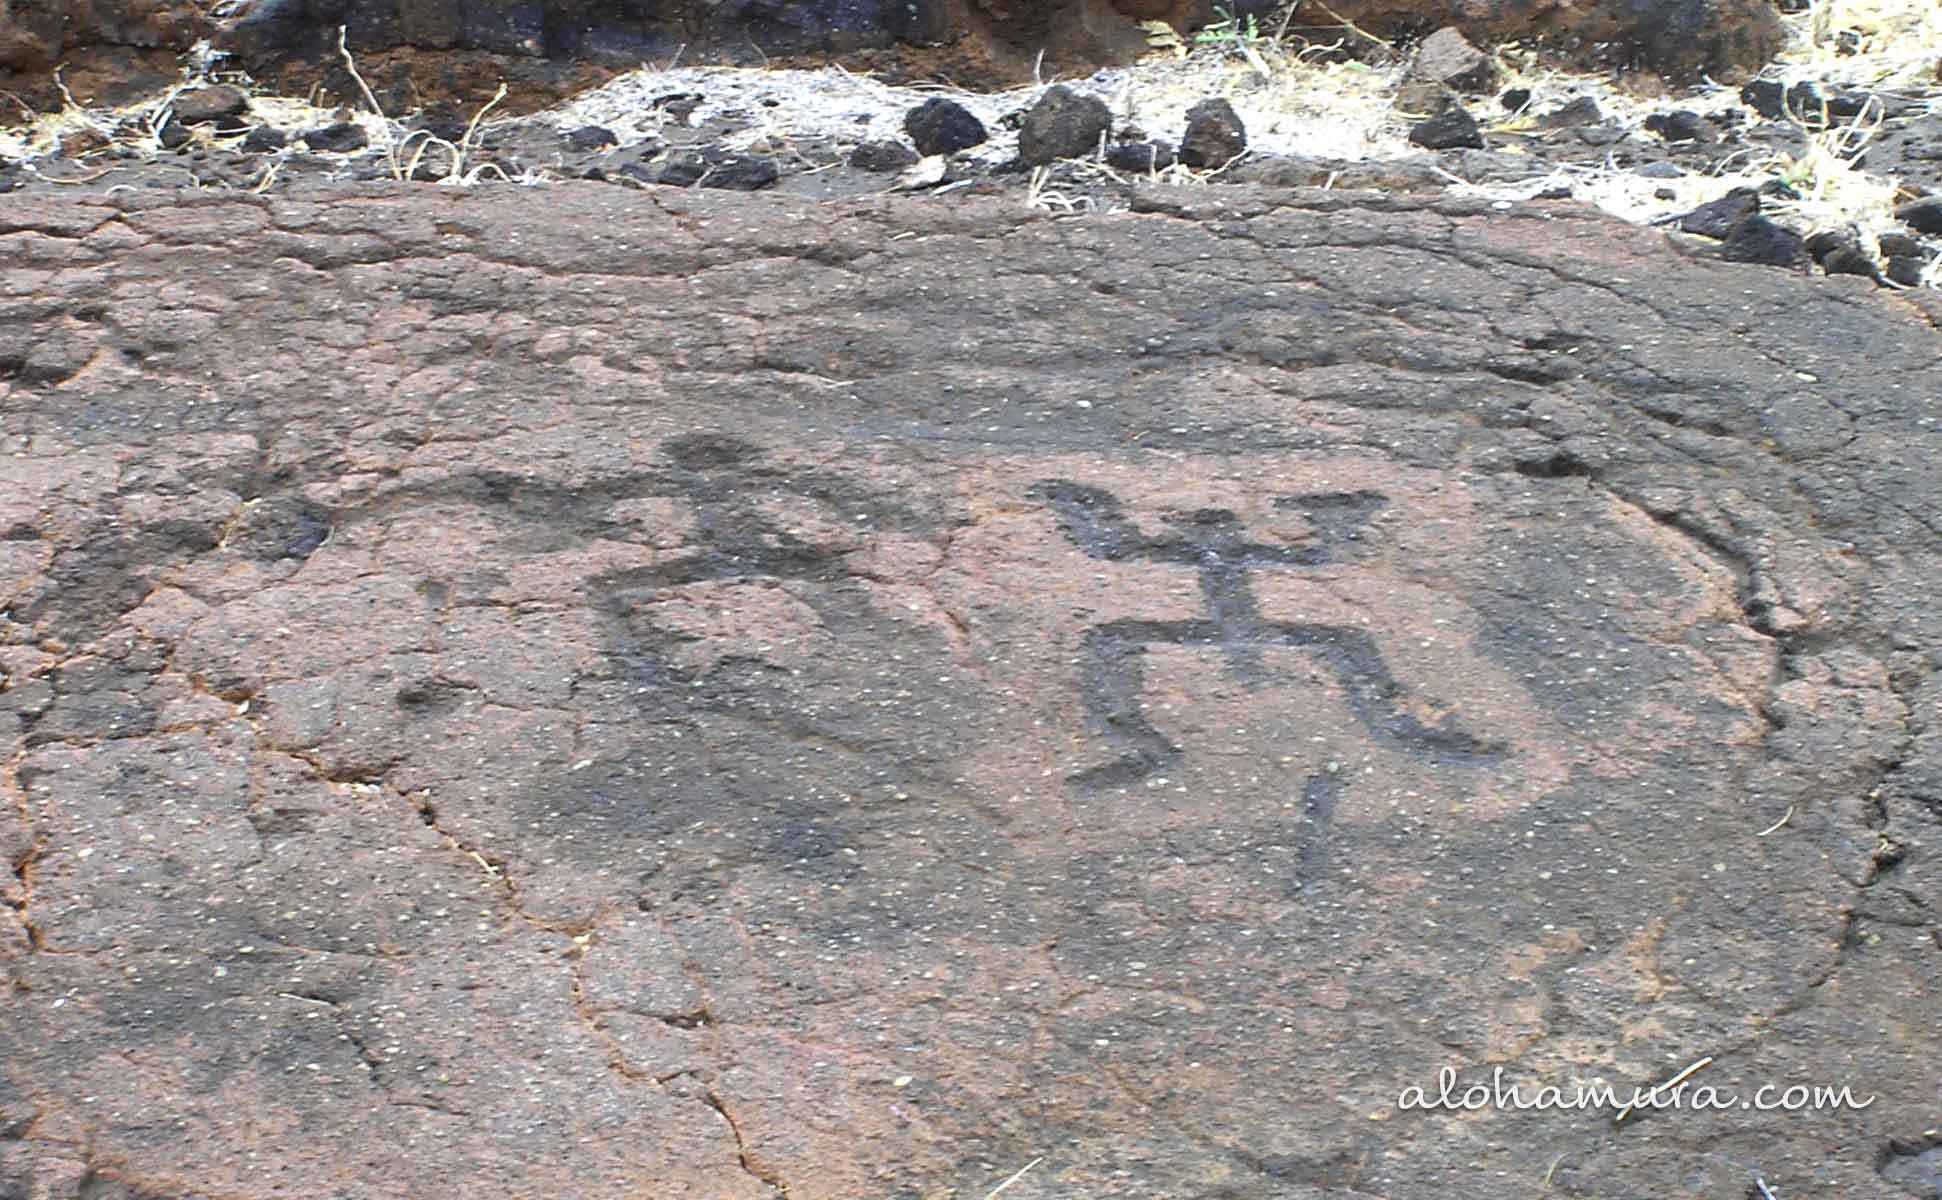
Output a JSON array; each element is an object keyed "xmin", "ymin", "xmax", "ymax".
[{"xmin": 1030, "ymin": 479, "xmax": 1504, "ymax": 886}]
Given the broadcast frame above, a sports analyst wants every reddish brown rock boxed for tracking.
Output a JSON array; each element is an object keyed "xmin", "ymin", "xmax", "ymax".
[
  {"xmin": 1409, "ymin": 25, "xmax": 1499, "ymax": 93},
  {"xmin": 0, "ymin": 182, "xmax": 1937, "ymax": 1199},
  {"xmin": 1362, "ymin": 0, "xmax": 1779, "ymax": 78},
  {"xmin": 0, "ymin": 0, "xmax": 1790, "ymax": 119},
  {"xmin": 0, "ymin": 0, "xmax": 214, "ymax": 108}
]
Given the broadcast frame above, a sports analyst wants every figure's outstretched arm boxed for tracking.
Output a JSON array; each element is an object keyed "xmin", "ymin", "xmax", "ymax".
[{"xmin": 1027, "ymin": 480, "xmax": 1153, "ymax": 563}]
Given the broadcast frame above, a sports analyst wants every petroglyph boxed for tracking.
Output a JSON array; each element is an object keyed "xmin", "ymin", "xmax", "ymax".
[{"xmin": 1031, "ymin": 480, "xmax": 1504, "ymax": 797}]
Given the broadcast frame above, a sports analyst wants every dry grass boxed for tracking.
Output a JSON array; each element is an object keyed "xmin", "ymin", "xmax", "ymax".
[
  {"xmin": 0, "ymin": 31, "xmax": 529, "ymax": 191},
  {"xmin": 1445, "ymin": 2, "xmax": 1941, "ymax": 286},
  {"xmin": 547, "ymin": 35, "xmax": 1417, "ymax": 173},
  {"xmin": 545, "ymin": 10, "xmax": 1940, "ymax": 285},
  {"xmin": 1785, "ymin": 0, "xmax": 1942, "ymax": 92},
  {"xmin": 1, "ymin": 0, "xmax": 1935, "ymax": 284},
  {"xmin": 337, "ymin": 27, "xmax": 522, "ymax": 186}
]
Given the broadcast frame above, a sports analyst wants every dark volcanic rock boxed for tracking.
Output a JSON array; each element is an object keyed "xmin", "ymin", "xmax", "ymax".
[
  {"xmin": 1721, "ymin": 213, "xmax": 1809, "ymax": 267},
  {"xmin": 656, "ymin": 151, "xmax": 779, "ymax": 190},
  {"xmin": 1877, "ymin": 233, "xmax": 1922, "ymax": 258},
  {"xmin": 849, "ymin": 138, "xmax": 919, "ymax": 172},
  {"xmin": 1409, "ymin": 106, "xmax": 1484, "ymax": 150},
  {"xmin": 1105, "ymin": 139, "xmax": 1177, "ymax": 172},
  {"xmin": 172, "ymin": 85, "xmax": 249, "ymax": 125},
  {"xmin": 1644, "ymin": 109, "xmax": 1715, "ymax": 143},
  {"xmin": 1677, "ymin": 187, "xmax": 1761, "ymax": 238},
  {"xmin": 0, "ymin": 180, "xmax": 1937, "ymax": 1200},
  {"xmin": 301, "ymin": 122, "xmax": 369, "ymax": 153},
  {"xmin": 582, "ymin": 143, "xmax": 657, "ymax": 183},
  {"xmin": 222, "ymin": 0, "xmax": 885, "ymax": 60},
  {"xmin": 241, "ymin": 126, "xmax": 288, "ymax": 152},
  {"xmin": 1313, "ymin": 0, "xmax": 1784, "ymax": 79},
  {"xmin": 1537, "ymin": 95, "xmax": 1604, "ymax": 129},
  {"xmin": 654, "ymin": 150, "xmax": 712, "ymax": 186},
  {"xmin": 211, "ymin": 0, "xmax": 1153, "ymax": 103},
  {"xmin": 701, "ymin": 155, "xmax": 780, "ymax": 190},
  {"xmin": 1821, "ymin": 246, "xmax": 1882, "ymax": 281},
  {"xmin": 1897, "ymin": 197, "xmax": 1942, "ymax": 235},
  {"xmin": 1806, "ymin": 231, "xmax": 1882, "ymax": 280},
  {"xmin": 1885, "ymin": 255, "xmax": 1927, "ymax": 286},
  {"xmin": 1409, "ymin": 26, "xmax": 1498, "ymax": 93},
  {"xmin": 1017, "ymin": 85, "xmax": 1113, "ymax": 165},
  {"xmin": 904, "ymin": 97, "xmax": 987, "ymax": 157},
  {"xmin": 1741, "ymin": 78, "xmax": 1819, "ymax": 120},
  {"xmin": 562, "ymin": 124, "xmax": 617, "ymax": 152},
  {"xmin": 1804, "ymin": 230, "xmax": 1848, "ymax": 262},
  {"xmin": 1177, "ymin": 98, "xmax": 1246, "ymax": 169},
  {"xmin": 1825, "ymin": 91, "xmax": 1882, "ymax": 120},
  {"xmin": 0, "ymin": 0, "xmax": 1787, "ymax": 120},
  {"xmin": 1738, "ymin": 80, "xmax": 1889, "ymax": 129}
]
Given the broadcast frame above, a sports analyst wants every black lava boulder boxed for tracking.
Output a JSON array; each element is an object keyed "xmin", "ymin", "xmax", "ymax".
[
  {"xmin": 1409, "ymin": 106, "xmax": 1484, "ymax": 150},
  {"xmin": 1676, "ymin": 188, "xmax": 1760, "ymax": 239},
  {"xmin": 904, "ymin": 99, "xmax": 986, "ymax": 157},
  {"xmin": 173, "ymin": 85, "xmax": 250, "ymax": 127},
  {"xmin": 302, "ymin": 123, "xmax": 368, "ymax": 153},
  {"xmin": 851, "ymin": 139, "xmax": 920, "ymax": 172},
  {"xmin": 1018, "ymin": 86, "xmax": 1112, "ymax": 166},
  {"xmin": 1885, "ymin": 256, "xmax": 1927, "ymax": 286},
  {"xmin": 562, "ymin": 125, "xmax": 617, "ymax": 152},
  {"xmin": 658, "ymin": 152, "xmax": 778, "ymax": 190},
  {"xmin": 1105, "ymin": 140, "xmax": 1177, "ymax": 173},
  {"xmin": 1178, "ymin": 99, "xmax": 1246, "ymax": 169},
  {"xmin": 1721, "ymin": 215, "xmax": 1808, "ymax": 268},
  {"xmin": 1895, "ymin": 197, "xmax": 1942, "ymax": 235},
  {"xmin": 1644, "ymin": 110, "xmax": 1714, "ymax": 143},
  {"xmin": 241, "ymin": 126, "xmax": 288, "ymax": 153}
]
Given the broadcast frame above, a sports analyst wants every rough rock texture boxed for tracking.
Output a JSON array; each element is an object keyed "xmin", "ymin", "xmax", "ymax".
[
  {"xmin": 1325, "ymin": 0, "xmax": 1783, "ymax": 79},
  {"xmin": 209, "ymin": 0, "xmax": 1784, "ymax": 84},
  {"xmin": 850, "ymin": 138, "xmax": 921, "ymax": 172},
  {"xmin": 169, "ymin": 84, "xmax": 251, "ymax": 127},
  {"xmin": 1177, "ymin": 96, "xmax": 1246, "ymax": 168},
  {"xmin": 1105, "ymin": 138, "xmax": 1177, "ymax": 171},
  {"xmin": 1409, "ymin": 105, "xmax": 1484, "ymax": 150},
  {"xmin": 1017, "ymin": 84, "xmax": 1114, "ymax": 165},
  {"xmin": 1, "ymin": 0, "xmax": 1789, "ymax": 114},
  {"xmin": 211, "ymin": 0, "xmax": 1163, "ymax": 108},
  {"xmin": 905, "ymin": 96, "xmax": 988, "ymax": 156},
  {"xmin": 1409, "ymin": 26, "xmax": 1499, "ymax": 94},
  {"xmin": 2, "ymin": 182, "xmax": 1940, "ymax": 1199},
  {"xmin": 0, "ymin": 0, "xmax": 215, "ymax": 108},
  {"xmin": 1676, "ymin": 186, "xmax": 1761, "ymax": 238},
  {"xmin": 1898, "ymin": 197, "xmax": 1942, "ymax": 236},
  {"xmin": 1722, "ymin": 212, "xmax": 1810, "ymax": 268}
]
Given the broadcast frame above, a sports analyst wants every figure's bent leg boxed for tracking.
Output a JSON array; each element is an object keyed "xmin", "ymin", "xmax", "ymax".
[
  {"xmin": 1070, "ymin": 619, "xmax": 1214, "ymax": 790},
  {"xmin": 1268, "ymin": 623, "xmax": 1505, "ymax": 762}
]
